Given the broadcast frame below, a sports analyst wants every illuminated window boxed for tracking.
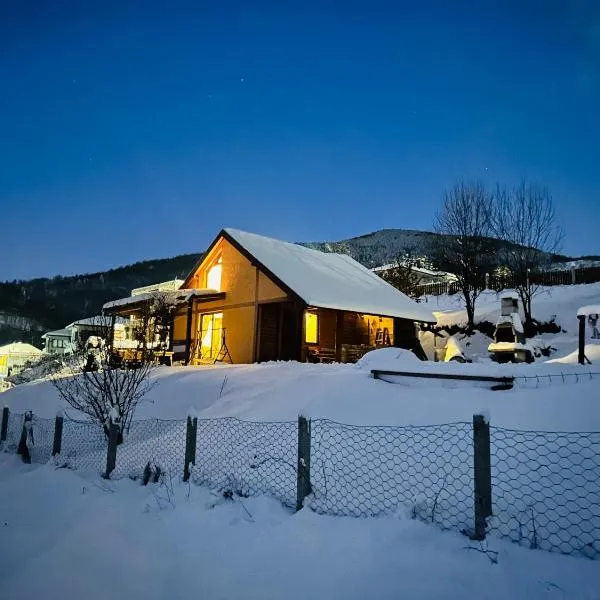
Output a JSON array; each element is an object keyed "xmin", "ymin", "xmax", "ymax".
[
  {"xmin": 304, "ymin": 312, "xmax": 319, "ymax": 344},
  {"xmin": 206, "ymin": 256, "xmax": 222, "ymax": 291}
]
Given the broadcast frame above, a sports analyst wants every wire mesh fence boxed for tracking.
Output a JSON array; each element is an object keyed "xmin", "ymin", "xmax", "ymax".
[
  {"xmin": 490, "ymin": 427, "xmax": 600, "ymax": 558},
  {"xmin": 112, "ymin": 419, "xmax": 186, "ymax": 479},
  {"xmin": 192, "ymin": 417, "xmax": 298, "ymax": 508},
  {"xmin": 310, "ymin": 419, "xmax": 473, "ymax": 532},
  {"xmin": 1, "ymin": 408, "xmax": 598, "ymax": 559}
]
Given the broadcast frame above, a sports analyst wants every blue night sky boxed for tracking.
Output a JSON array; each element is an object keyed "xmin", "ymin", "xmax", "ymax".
[{"xmin": 1, "ymin": 1, "xmax": 599, "ymax": 280}]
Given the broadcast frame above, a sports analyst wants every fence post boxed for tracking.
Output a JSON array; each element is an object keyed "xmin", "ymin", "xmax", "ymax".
[
  {"xmin": 0, "ymin": 406, "xmax": 8, "ymax": 442},
  {"xmin": 296, "ymin": 415, "xmax": 312, "ymax": 511},
  {"xmin": 472, "ymin": 413, "xmax": 492, "ymax": 540},
  {"xmin": 571, "ymin": 268, "xmax": 576, "ymax": 285},
  {"xmin": 103, "ymin": 421, "xmax": 119, "ymax": 479},
  {"xmin": 183, "ymin": 415, "xmax": 198, "ymax": 482},
  {"xmin": 52, "ymin": 414, "xmax": 64, "ymax": 456}
]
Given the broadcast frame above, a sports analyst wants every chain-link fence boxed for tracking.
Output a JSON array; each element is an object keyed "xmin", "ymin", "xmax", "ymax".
[
  {"xmin": 490, "ymin": 427, "xmax": 600, "ymax": 558},
  {"xmin": 310, "ymin": 419, "xmax": 473, "ymax": 532},
  {"xmin": 193, "ymin": 417, "xmax": 297, "ymax": 507},
  {"xmin": 1, "ymin": 407, "xmax": 598, "ymax": 559}
]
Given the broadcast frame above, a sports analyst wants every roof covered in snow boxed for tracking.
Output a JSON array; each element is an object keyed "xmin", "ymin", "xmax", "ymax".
[
  {"xmin": 0, "ymin": 342, "xmax": 42, "ymax": 356},
  {"xmin": 103, "ymin": 289, "xmax": 222, "ymax": 311},
  {"xmin": 69, "ymin": 316, "xmax": 130, "ymax": 328},
  {"xmin": 42, "ymin": 328, "xmax": 72, "ymax": 339},
  {"xmin": 224, "ymin": 229, "xmax": 436, "ymax": 322},
  {"xmin": 577, "ymin": 305, "xmax": 600, "ymax": 317},
  {"xmin": 496, "ymin": 313, "xmax": 524, "ymax": 334}
]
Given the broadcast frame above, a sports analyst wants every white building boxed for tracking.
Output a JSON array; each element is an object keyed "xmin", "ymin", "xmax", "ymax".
[{"xmin": 0, "ymin": 342, "xmax": 43, "ymax": 377}]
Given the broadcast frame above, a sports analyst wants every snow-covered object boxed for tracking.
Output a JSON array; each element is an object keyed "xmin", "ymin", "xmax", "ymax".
[
  {"xmin": 577, "ymin": 305, "xmax": 600, "ymax": 317},
  {"xmin": 443, "ymin": 336, "xmax": 465, "ymax": 362},
  {"xmin": 488, "ymin": 342, "xmax": 531, "ymax": 353},
  {"xmin": 224, "ymin": 229, "xmax": 436, "ymax": 323},
  {"xmin": 355, "ymin": 347, "xmax": 420, "ymax": 371},
  {"xmin": 496, "ymin": 312, "xmax": 524, "ymax": 334},
  {"xmin": 500, "ymin": 291, "xmax": 519, "ymax": 301}
]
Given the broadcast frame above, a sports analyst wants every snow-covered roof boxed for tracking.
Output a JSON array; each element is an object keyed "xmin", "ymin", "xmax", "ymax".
[
  {"xmin": 500, "ymin": 292, "xmax": 519, "ymax": 301},
  {"xmin": 69, "ymin": 316, "xmax": 129, "ymax": 328},
  {"xmin": 225, "ymin": 229, "xmax": 436, "ymax": 322},
  {"xmin": 577, "ymin": 305, "xmax": 600, "ymax": 317},
  {"xmin": 131, "ymin": 279, "xmax": 184, "ymax": 297},
  {"xmin": 372, "ymin": 263, "xmax": 457, "ymax": 281},
  {"xmin": 42, "ymin": 328, "xmax": 72, "ymax": 339},
  {"xmin": 103, "ymin": 289, "xmax": 221, "ymax": 311},
  {"xmin": 0, "ymin": 342, "xmax": 42, "ymax": 356}
]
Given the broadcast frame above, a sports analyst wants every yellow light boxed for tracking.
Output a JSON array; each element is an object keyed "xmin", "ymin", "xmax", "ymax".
[
  {"xmin": 206, "ymin": 259, "xmax": 222, "ymax": 291},
  {"xmin": 305, "ymin": 312, "xmax": 318, "ymax": 344}
]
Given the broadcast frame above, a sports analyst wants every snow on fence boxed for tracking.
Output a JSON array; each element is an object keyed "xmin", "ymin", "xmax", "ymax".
[
  {"xmin": 1, "ymin": 408, "xmax": 598, "ymax": 559},
  {"xmin": 414, "ymin": 266, "xmax": 600, "ymax": 297}
]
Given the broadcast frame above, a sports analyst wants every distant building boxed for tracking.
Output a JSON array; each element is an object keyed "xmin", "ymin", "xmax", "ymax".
[
  {"xmin": 42, "ymin": 316, "xmax": 131, "ymax": 356},
  {"xmin": 372, "ymin": 263, "xmax": 457, "ymax": 285},
  {"xmin": 0, "ymin": 342, "xmax": 43, "ymax": 377}
]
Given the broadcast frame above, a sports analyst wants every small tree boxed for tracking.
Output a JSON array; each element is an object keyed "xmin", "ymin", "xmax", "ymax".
[
  {"xmin": 492, "ymin": 182, "xmax": 564, "ymax": 328},
  {"xmin": 51, "ymin": 301, "xmax": 168, "ymax": 442},
  {"xmin": 378, "ymin": 253, "xmax": 423, "ymax": 299},
  {"xmin": 429, "ymin": 181, "xmax": 496, "ymax": 330}
]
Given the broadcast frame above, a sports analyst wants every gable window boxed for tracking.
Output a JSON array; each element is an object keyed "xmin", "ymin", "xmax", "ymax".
[
  {"xmin": 304, "ymin": 312, "xmax": 319, "ymax": 344},
  {"xmin": 206, "ymin": 256, "xmax": 222, "ymax": 291}
]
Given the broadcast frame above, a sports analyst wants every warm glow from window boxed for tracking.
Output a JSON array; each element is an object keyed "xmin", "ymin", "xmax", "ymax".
[
  {"xmin": 206, "ymin": 257, "xmax": 222, "ymax": 291},
  {"xmin": 305, "ymin": 312, "xmax": 318, "ymax": 344}
]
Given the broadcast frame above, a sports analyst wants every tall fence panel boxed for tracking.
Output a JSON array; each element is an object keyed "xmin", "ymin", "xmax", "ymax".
[
  {"xmin": 60, "ymin": 419, "xmax": 107, "ymax": 474},
  {"xmin": 28, "ymin": 415, "xmax": 55, "ymax": 464},
  {"xmin": 309, "ymin": 419, "xmax": 473, "ymax": 532},
  {"xmin": 490, "ymin": 427, "xmax": 600, "ymax": 558},
  {"xmin": 192, "ymin": 417, "xmax": 298, "ymax": 508},
  {"xmin": 112, "ymin": 419, "xmax": 186, "ymax": 480}
]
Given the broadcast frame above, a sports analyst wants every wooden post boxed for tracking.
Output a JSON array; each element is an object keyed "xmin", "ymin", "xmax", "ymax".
[
  {"xmin": 183, "ymin": 416, "xmax": 198, "ymax": 482},
  {"xmin": 578, "ymin": 315, "xmax": 586, "ymax": 365},
  {"xmin": 17, "ymin": 411, "xmax": 33, "ymax": 464},
  {"xmin": 52, "ymin": 414, "xmax": 64, "ymax": 456},
  {"xmin": 0, "ymin": 406, "xmax": 8, "ymax": 442},
  {"xmin": 335, "ymin": 311, "xmax": 344, "ymax": 363},
  {"xmin": 296, "ymin": 415, "xmax": 312, "ymax": 511},
  {"xmin": 472, "ymin": 413, "xmax": 492, "ymax": 540},
  {"xmin": 103, "ymin": 421, "xmax": 119, "ymax": 479},
  {"xmin": 571, "ymin": 268, "xmax": 576, "ymax": 285},
  {"xmin": 184, "ymin": 297, "xmax": 194, "ymax": 365}
]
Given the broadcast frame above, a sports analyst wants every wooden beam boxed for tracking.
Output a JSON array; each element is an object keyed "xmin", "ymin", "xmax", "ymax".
[
  {"xmin": 184, "ymin": 298, "xmax": 194, "ymax": 365},
  {"xmin": 371, "ymin": 369, "xmax": 514, "ymax": 387},
  {"xmin": 335, "ymin": 310, "xmax": 344, "ymax": 362}
]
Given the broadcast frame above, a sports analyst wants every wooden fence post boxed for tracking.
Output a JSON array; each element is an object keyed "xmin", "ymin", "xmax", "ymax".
[
  {"xmin": 52, "ymin": 414, "xmax": 64, "ymax": 456},
  {"xmin": 103, "ymin": 421, "xmax": 119, "ymax": 479},
  {"xmin": 472, "ymin": 413, "xmax": 492, "ymax": 540},
  {"xmin": 183, "ymin": 416, "xmax": 198, "ymax": 482},
  {"xmin": 296, "ymin": 415, "xmax": 312, "ymax": 511},
  {"xmin": 17, "ymin": 411, "xmax": 33, "ymax": 464},
  {"xmin": 578, "ymin": 315, "xmax": 586, "ymax": 365},
  {"xmin": 0, "ymin": 406, "xmax": 8, "ymax": 442}
]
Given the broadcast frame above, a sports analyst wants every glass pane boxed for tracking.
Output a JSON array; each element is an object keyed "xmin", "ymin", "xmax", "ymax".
[{"xmin": 305, "ymin": 312, "xmax": 318, "ymax": 344}]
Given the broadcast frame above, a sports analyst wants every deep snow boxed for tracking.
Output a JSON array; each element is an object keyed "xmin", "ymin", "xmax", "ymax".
[{"xmin": 1, "ymin": 454, "xmax": 599, "ymax": 600}]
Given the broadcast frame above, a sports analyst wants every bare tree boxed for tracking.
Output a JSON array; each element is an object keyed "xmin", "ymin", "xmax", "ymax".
[
  {"xmin": 492, "ymin": 182, "xmax": 564, "ymax": 328},
  {"xmin": 50, "ymin": 295, "xmax": 174, "ymax": 442},
  {"xmin": 428, "ymin": 181, "xmax": 496, "ymax": 330}
]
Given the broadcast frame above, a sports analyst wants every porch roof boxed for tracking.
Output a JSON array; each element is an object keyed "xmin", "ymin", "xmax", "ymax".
[{"xmin": 102, "ymin": 289, "xmax": 224, "ymax": 315}]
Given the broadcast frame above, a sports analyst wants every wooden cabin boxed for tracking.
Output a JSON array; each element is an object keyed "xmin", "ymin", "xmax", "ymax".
[{"xmin": 103, "ymin": 229, "xmax": 436, "ymax": 365}]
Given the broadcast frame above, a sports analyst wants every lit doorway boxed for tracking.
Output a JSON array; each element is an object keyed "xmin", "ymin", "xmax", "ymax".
[{"xmin": 199, "ymin": 312, "xmax": 223, "ymax": 360}]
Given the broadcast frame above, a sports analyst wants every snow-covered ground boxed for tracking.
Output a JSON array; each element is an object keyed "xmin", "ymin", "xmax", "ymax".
[
  {"xmin": 1, "ymin": 454, "xmax": 599, "ymax": 600},
  {"xmin": 2, "ymin": 357, "xmax": 600, "ymax": 430}
]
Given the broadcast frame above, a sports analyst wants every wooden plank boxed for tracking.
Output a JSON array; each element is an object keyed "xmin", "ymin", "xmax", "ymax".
[{"xmin": 371, "ymin": 369, "xmax": 514, "ymax": 385}]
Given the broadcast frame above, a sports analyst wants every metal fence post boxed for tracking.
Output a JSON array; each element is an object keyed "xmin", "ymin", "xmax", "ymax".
[
  {"xmin": 472, "ymin": 413, "xmax": 492, "ymax": 540},
  {"xmin": 0, "ymin": 406, "xmax": 8, "ymax": 442},
  {"xmin": 52, "ymin": 414, "xmax": 64, "ymax": 456},
  {"xmin": 296, "ymin": 415, "xmax": 312, "ymax": 511},
  {"xmin": 183, "ymin": 416, "xmax": 198, "ymax": 482},
  {"xmin": 103, "ymin": 421, "xmax": 119, "ymax": 479}
]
